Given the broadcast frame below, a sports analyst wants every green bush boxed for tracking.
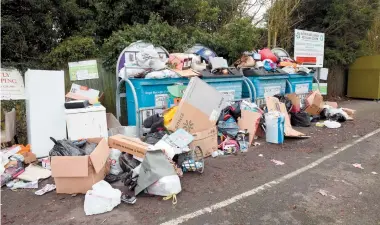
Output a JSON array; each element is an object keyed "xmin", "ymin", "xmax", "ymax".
[{"xmin": 44, "ymin": 36, "xmax": 99, "ymax": 69}]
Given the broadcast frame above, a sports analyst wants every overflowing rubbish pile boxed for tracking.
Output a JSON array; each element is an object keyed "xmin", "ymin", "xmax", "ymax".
[{"xmin": 1, "ymin": 43, "xmax": 356, "ymax": 216}]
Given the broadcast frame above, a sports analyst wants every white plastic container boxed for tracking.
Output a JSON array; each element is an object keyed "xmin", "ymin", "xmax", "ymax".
[
  {"xmin": 265, "ymin": 111, "xmax": 285, "ymax": 144},
  {"xmin": 65, "ymin": 105, "xmax": 108, "ymax": 140}
]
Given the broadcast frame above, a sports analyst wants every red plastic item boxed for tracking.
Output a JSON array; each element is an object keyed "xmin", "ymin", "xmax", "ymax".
[{"xmin": 259, "ymin": 48, "xmax": 278, "ymax": 62}]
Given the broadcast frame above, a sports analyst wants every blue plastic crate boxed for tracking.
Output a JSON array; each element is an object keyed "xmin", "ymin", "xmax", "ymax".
[
  {"xmin": 125, "ymin": 76, "xmax": 245, "ymax": 125},
  {"xmin": 243, "ymin": 75, "xmax": 289, "ymax": 101},
  {"xmin": 286, "ymin": 73, "xmax": 314, "ymax": 94}
]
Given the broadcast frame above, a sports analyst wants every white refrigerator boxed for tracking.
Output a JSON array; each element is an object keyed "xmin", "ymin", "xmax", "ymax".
[{"xmin": 25, "ymin": 69, "xmax": 67, "ymax": 157}]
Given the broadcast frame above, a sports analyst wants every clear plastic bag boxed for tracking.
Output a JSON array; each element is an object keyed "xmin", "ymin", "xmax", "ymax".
[
  {"xmin": 84, "ymin": 180, "xmax": 121, "ymax": 216},
  {"xmin": 146, "ymin": 175, "xmax": 181, "ymax": 196},
  {"xmin": 109, "ymin": 149, "xmax": 123, "ymax": 175}
]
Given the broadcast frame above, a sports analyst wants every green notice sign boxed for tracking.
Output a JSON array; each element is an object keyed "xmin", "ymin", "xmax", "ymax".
[
  {"xmin": 68, "ymin": 60, "xmax": 99, "ymax": 81},
  {"xmin": 312, "ymin": 83, "xmax": 327, "ymax": 95}
]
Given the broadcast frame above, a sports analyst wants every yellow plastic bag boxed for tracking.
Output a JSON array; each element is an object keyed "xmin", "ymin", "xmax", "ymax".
[{"xmin": 163, "ymin": 106, "xmax": 178, "ymax": 127}]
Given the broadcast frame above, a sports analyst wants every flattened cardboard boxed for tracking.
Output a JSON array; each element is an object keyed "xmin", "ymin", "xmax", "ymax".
[
  {"xmin": 266, "ymin": 97, "xmax": 307, "ymax": 138},
  {"xmin": 237, "ymin": 110, "xmax": 262, "ymax": 145},
  {"xmin": 304, "ymin": 91, "xmax": 324, "ymax": 115},
  {"xmin": 108, "ymin": 134, "xmax": 149, "ymax": 158},
  {"xmin": 170, "ymin": 69, "xmax": 200, "ymax": 77},
  {"xmin": 189, "ymin": 126, "xmax": 218, "ymax": 157},
  {"xmin": 279, "ymin": 103, "xmax": 308, "ymax": 138},
  {"xmin": 51, "ymin": 138, "xmax": 110, "ymax": 194},
  {"xmin": 168, "ymin": 77, "xmax": 225, "ymax": 132}
]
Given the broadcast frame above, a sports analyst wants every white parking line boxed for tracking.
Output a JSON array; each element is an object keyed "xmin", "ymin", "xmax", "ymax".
[{"xmin": 161, "ymin": 127, "xmax": 380, "ymax": 225}]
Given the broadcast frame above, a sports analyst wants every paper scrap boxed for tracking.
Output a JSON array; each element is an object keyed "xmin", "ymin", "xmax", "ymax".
[
  {"xmin": 352, "ymin": 163, "xmax": 364, "ymax": 169},
  {"xmin": 258, "ymin": 154, "xmax": 263, "ymax": 157},
  {"xmin": 371, "ymin": 171, "xmax": 378, "ymax": 175},
  {"xmin": 35, "ymin": 184, "xmax": 56, "ymax": 195},
  {"xmin": 318, "ymin": 189, "xmax": 328, "ymax": 196},
  {"xmin": 271, "ymin": 159, "xmax": 285, "ymax": 166}
]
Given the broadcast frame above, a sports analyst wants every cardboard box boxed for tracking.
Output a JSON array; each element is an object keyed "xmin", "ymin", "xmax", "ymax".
[
  {"xmin": 51, "ymin": 138, "xmax": 110, "ymax": 194},
  {"xmin": 108, "ymin": 134, "xmax": 149, "ymax": 158},
  {"xmin": 304, "ymin": 91, "xmax": 324, "ymax": 115},
  {"xmin": 189, "ymin": 126, "xmax": 218, "ymax": 157},
  {"xmin": 237, "ymin": 110, "xmax": 262, "ymax": 145},
  {"xmin": 168, "ymin": 77, "xmax": 225, "ymax": 133}
]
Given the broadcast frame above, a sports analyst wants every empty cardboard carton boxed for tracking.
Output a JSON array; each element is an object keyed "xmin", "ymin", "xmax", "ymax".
[
  {"xmin": 304, "ymin": 91, "xmax": 324, "ymax": 115},
  {"xmin": 108, "ymin": 134, "xmax": 149, "ymax": 158},
  {"xmin": 51, "ymin": 138, "xmax": 110, "ymax": 194}
]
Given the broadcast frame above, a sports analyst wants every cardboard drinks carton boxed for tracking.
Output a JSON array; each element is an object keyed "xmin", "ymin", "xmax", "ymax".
[{"xmin": 108, "ymin": 134, "xmax": 149, "ymax": 158}]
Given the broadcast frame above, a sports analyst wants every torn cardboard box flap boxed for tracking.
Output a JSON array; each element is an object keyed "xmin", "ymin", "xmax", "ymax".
[
  {"xmin": 108, "ymin": 134, "xmax": 149, "ymax": 158},
  {"xmin": 189, "ymin": 126, "xmax": 218, "ymax": 158},
  {"xmin": 51, "ymin": 138, "xmax": 110, "ymax": 194}
]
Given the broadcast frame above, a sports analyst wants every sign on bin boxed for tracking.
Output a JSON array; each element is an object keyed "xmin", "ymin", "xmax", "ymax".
[
  {"xmin": 295, "ymin": 83, "xmax": 309, "ymax": 94},
  {"xmin": 219, "ymin": 90, "xmax": 235, "ymax": 103},
  {"xmin": 264, "ymin": 86, "xmax": 281, "ymax": 97}
]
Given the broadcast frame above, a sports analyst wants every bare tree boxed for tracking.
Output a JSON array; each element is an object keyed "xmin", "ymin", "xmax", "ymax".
[{"xmin": 266, "ymin": 0, "xmax": 302, "ymax": 49}]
